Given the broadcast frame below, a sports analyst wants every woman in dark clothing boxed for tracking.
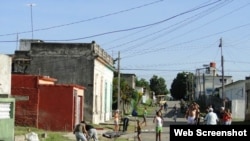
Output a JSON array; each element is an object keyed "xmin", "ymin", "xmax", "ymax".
[{"xmin": 136, "ymin": 120, "xmax": 142, "ymax": 141}]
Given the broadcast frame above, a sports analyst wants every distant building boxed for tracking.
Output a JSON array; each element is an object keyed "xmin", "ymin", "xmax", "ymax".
[
  {"xmin": 121, "ymin": 73, "xmax": 136, "ymax": 89},
  {"xmin": 195, "ymin": 62, "xmax": 233, "ymax": 99}
]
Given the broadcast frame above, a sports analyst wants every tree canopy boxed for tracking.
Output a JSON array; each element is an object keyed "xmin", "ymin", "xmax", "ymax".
[
  {"xmin": 170, "ymin": 72, "xmax": 194, "ymax": 100},
  {"xmin": 149, "ymin": 75, "xmax": 168, "ymax": 96}
]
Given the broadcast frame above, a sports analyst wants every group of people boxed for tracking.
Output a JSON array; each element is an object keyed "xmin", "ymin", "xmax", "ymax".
[
  {"xmin": 203, "ymin": 105, "xmax": 232, "ymax": 125},
  {"xmin": 208, "ymin": 106, "xmax": 232, "ymax": 125},
  {"xmin": 73, "ymin": 121, "xmax": 99, "ymax": 141},
  {"xmin": 185, "ymin": 102, "xmax": 232, "ymax": 125}
]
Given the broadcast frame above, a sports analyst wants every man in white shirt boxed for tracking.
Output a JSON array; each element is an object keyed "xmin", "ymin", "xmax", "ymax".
[{"xmin": 204, "ymin": 108, "xmax": 219, "ymax": 125}]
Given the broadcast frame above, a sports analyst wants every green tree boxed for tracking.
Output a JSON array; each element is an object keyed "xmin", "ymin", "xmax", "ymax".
[
  {"xmin": 113, "ymin": 77, "xmax": 138, "ymax": 114},
  {"xmin": 113, "ymin": 78, "xmax": 132, "ymax": 109},
  {"xmin": 149, "ymin": 75, "xmax": 168, "ymax": 96},
  {"xmin": 170, "ymin": 72, "xmax": 194, "ymax": 100},
  {"xmin": 136, "ymin": 77, "xmax": 150, "ymax": 93},
  {"xmin": 136, "ymin": 78, "xmax": 149, "ymax": 88}
]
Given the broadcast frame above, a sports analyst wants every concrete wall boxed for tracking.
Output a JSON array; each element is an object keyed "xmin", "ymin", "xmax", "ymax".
[
  {"xmin": 0, "ymin": 54, "xmax": 12, "ymax": 95},
  {"xmin": 121, "ymin": 73, "xmax": 136, "ymax": 89},
  {"xmin": 0, "ymin": 98, "xmax": 15, "ymax": 141},
  {"xmin": 93, "ymin": 59, "xmax": 113, "ymax": 123},
  {"xmin": 221, "ymin": 80, "xmax": 250, "ymax": 120},
  {"xmin": 0, "ymin": 55, "xmax": 15, "ymax": 141},
  {"xmin": 19, "ymin": 39, "xmax": 43, "ymax": 51},
  {"xmin": 246, "ymin": 82, "xmax": 250, "ymax": 121}
]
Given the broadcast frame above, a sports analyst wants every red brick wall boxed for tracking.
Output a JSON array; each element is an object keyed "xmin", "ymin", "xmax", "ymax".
[
  {"xmin": 12, "ymin": 75, "xmax": 38, "ymax": 88},
  {"xmin": 12, "ymin": 88, "xmax": 39, "ymax": 127}
]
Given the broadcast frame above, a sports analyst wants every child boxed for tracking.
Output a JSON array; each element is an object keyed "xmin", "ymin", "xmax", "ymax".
[
  {"xmin": 153, "ymin": 111, "xmax": 163, "ymax": 141},
  {"xmin": 114, "ymin": 109, "xmax": 120, "ymax": 132},
  {"xmin": 141, "ymin": 107, "xmax": 147, "ymax": 126},
  {"xmin": 136, "ymin": 120, "xmax": 142, "ymax": 141}
]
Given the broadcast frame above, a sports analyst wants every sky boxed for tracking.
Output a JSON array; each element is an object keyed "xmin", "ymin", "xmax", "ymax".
[{"xmin": 1, "ymin": 0, "xmax": 250, "ymax": 89}]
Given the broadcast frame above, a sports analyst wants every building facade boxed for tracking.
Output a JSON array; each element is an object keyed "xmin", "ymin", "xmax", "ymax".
[
  {"xmin": 218, "ymin": 79, "xmax": 250, "ymax": 121},
  {"xmin": 12, "ymin": 40, "xmax": 115, "ymax": 124},
  {"xmin": 195, "ymin": 62, "xmax": 233, "ymax": 99}
]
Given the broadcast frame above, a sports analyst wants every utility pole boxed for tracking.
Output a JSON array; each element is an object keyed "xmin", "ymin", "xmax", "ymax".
[
  {"xmin": 219, "ymin": 38, "xmax": 225, "ymax": 107},
  {"xmin": 117, "ymin": 51, "xmax": 121, "ymax": 112}
]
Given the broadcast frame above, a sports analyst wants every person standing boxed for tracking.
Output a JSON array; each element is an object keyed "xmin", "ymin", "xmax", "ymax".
[
  {"xmin": 73, "ymin": 121, "xmax": 88, "ymax": 141},
  {"xmin": 114, "ymin": 109, "xmax": 120, "ymax": 132},
  {"xmin": 122, "ymin": 116, "xmax": 129, "ymax": 132},
  {"xmin": 194, "ymin": 103, "xmax": 201, "ymax": 125},
  {"xmin": 173, "ymin": 108, "xmax": 178, "ymax": 122},
  {"xmin": 185, "ymin": 103, "xmax": 197, "ymax": 125},
  {"xmin": 136, "ymin": 120, "xmax": 142, "ymax": 141},
  {"xmin": 164, "ymin": 102, "xmax": 168, "ymax": 111},
  {"xmin": 219, "ymin": 107, "xmax": 225, "ymax": 125},
  {"xmin": 223, "ymin": 108, "xmax": 232, "ymax": 125},
  {"xmin": 141, "ymin": 107, "xmax": 148, "ymax": 126},
  {"xmin": 204, "ymin": 108, "xmax": 219, "ymax": 125},
  {"xmin": 153, "ymin": 111, "xmax": 163, "ymax": 141}
]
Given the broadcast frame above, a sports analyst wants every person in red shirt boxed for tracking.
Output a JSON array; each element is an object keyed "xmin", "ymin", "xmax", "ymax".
[{"xmin": 223, "ymin": 108, "xmax": 232, "ymax": 125}]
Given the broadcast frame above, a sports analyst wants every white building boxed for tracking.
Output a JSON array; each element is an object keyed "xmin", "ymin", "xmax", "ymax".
[
  {"xmin": 218, "ymin": 79, "xmax": 250, "ymax": 121},
  {"xmin": 195, "ymin": 62, "xmax": 233, "ymax": 99}
]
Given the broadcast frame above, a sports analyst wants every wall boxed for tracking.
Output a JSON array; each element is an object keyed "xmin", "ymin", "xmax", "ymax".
[
  {"xmin": 222, "ymin": 80, "xmax": 248, "ymax": 120},
  {"xmin": 121, "ymin": 73, "xmax": 136, "ymax": 89},
  {"xmin": 0, "ymin": 98, "xmax": 15, "ymax": 141},
  {"xmin": 93, "ymin": 59, "xmax": 113, "ymax": 123},
  {"xmin": 245, "ymin": 82, "xmax": 250, "ymax": 120},
  {"xmin": 19, "ymin": 39, "xmax": 43, "ymax": 51},
  {"xmin": 39, "ymin": 85, "xmax": 76, "ymax": 131},
  {"xmin": 12, "ymin": 87, "xmax": 39, "ymax": 127},
  {"xmin": 0, "ymin": 55, "xmax": 15, "ymax": 141},
  {"xmin": 0, "ymin": 54, "xmax": 12, "ymax": 95},
  {"xmin": 11, "ymin": 75, "xmax": 40, "ymax": 127}
]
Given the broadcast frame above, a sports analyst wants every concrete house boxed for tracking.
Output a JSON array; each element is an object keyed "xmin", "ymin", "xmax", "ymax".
[
  {"xmin": 218, "ymin": 79, "xmax": 250, "ymax": 121},
  {"xmin": 195, "ymin": 62, "xmax": 233, "ymax": 99},
  {"xmin": 12, "ymin": 39, "xmax": 115, "ymax": 124},
  {"xmin": 11, "ymin": 74, "xmax": 85, "ymax": 131}
]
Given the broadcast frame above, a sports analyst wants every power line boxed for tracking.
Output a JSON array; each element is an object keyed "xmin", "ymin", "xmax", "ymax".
[
  {"xmin": 0, "ymin": 0, "xmax": 222, "ymax": 43},
  {"xmin": 44, "ymin": 0, "xmax": 222, "ymax": 42},
  {"xmin": 0, "ymin": 0, "xmax": 164, "ymax": 37}
]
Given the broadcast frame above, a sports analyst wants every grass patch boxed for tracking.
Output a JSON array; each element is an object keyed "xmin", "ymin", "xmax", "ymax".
[
  {"xmin": 14, "ymin": 105, "xmax": 157, "ymax": 141},
  {"xmin": 15, "ymin": 126, "xmax": 73, "ymax": 141},
  {"xmin": 15, "ymin": 125, "xmax": 132, "ymax": 141}
]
